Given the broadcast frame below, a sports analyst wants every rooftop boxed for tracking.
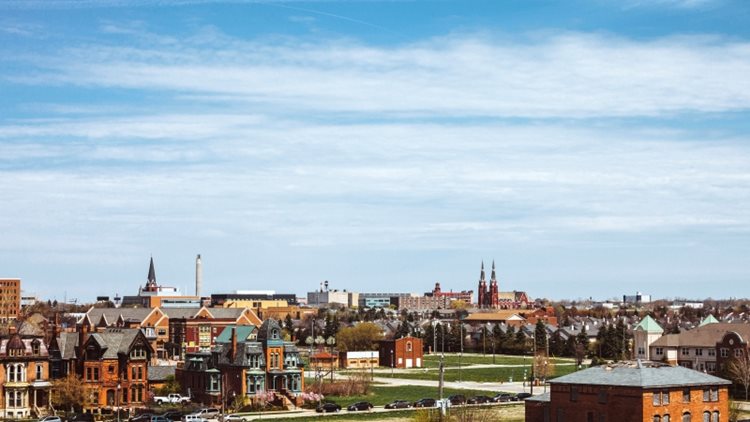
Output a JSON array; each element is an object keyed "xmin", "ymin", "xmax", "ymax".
[{"xmin": 551, "ymin": 361, "xmax": 730, "ymax": 389}]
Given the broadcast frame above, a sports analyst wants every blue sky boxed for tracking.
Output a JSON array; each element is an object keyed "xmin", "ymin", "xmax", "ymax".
[{"xmin": 1, "ymin": 0, "xmax": 749, "ymax": 303}]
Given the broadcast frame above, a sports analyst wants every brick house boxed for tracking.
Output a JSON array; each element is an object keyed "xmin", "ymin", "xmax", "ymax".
[
  {"xmin": 378, "ymin": 336, "xmax": 423, "ymax": 369},
  {"xmin": 716, "ymin": 329, "xmax": 750, "ymax": 374},
  {"xmin": 167, "ymin": 307, "xmax": 261, "ymax": 360},
  {"xmin": 176, "ymin": 319, "xmax": 304, "ymax": 407},
  {"xmin": 525, "ymin": 361, "xmax": 730, "ymax": 422},
  {"xmin": 80, "ymin": 328, "xmax": 153, "ymax": 412},
  {"xmin": 0, "ymin": 333, "xmax": 52, "ymax": 419},
  {"xmin": 81, "ymin": 308, "xmax": 168, "ymax": 360}
]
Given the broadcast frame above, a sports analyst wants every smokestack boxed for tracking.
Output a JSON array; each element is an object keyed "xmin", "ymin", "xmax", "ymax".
[{"xmin": 195, "ymin": 254, "xmax": 202, "ymax": 297}]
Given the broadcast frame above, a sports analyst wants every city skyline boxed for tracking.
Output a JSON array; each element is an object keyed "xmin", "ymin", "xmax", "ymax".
[{"xmin": 2, "ymin": 0, "xmax": 749, "ymax": 300}]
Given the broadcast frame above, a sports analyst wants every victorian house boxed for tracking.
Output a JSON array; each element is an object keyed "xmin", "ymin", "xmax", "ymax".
[
  {"xmin": 0, "ymin": 333, "xmax": 52, "ymax": 419},
  {"xmin": 176, "ymin": 320, "xmax": 304, "ymax": 407},
  {"xmin": 80, "ymin": 328, "xmax": 153, "ymax": 412}
]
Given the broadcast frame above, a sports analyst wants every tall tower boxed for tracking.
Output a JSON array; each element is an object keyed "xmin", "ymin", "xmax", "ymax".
[
  {"xmin": 489, "ymin": 260, "xmax": 499, "ymax": 308},
  {"xmin": 195, "ymin": 254, "xmax": 203, "ymax": 297},
  {"xmin": 145, "ymin": 256, "xmax": 158, "ymax": 292},
  {"xmin": 477, "ymin": 261, "xmax": 487, "ymax": 308}
]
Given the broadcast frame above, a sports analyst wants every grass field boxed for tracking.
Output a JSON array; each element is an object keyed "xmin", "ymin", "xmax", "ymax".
[
  {"xmin": 384, "ymin": 363, "xmax": 577, "ymax": 383},
  {"xmin": 421, "ymin": 353, "xmax": 574, "ymax": 368},
  {"xmin": 245, "ymin": 404, "xmax": 525, "ymax": 422}
]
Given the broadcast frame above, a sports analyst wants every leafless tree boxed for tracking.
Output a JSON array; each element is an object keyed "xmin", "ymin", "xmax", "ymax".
[{"xmin": 727, "ymin": 354, "xmax": 750, "ymax": 400}]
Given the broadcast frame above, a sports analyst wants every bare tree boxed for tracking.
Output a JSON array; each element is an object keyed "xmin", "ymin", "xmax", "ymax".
[{"xmin": 727, "ymin": 354, "xmax": 750, "ymax": 400}]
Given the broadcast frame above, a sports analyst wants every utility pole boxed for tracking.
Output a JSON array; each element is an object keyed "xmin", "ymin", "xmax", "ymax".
[{"xmin": 458, "ymin": 322, "xmax": 463, "ymax": 383}]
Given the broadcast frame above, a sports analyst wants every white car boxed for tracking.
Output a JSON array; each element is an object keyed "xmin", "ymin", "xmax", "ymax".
[
  {"xmin": 39, "ymin": 417, "xmax": 62, "ymax": 422},
  {"xmin": 219, "ymin": 415, "xmax": 247, "ymax": 422}
]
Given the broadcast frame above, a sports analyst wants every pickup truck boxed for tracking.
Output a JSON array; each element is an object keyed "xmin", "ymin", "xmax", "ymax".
[{"xmin": 153, "ymin": 393, "xmax": 191, "ymax": 405}]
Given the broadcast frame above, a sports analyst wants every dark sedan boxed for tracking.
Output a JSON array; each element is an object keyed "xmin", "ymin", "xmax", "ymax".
[
  {"xmin": 413, "ymin": 398, "xmax": 437, "ymax": 408},
  {"xmin": 384, "ymin": 400, "xmax": 412, "ymax": 409},
  {"xmin": 492, "ymin": 393, "xmax": 514, "ymax": 402},
  {"xmin": 466, "ymin": 395, "xmax": 493, "ymax": 405},
  {"xmin": 448, "ymin": 394, "xmax": 466, "ymax": 405},
  {"xmin": 130, "ymin": 414, "xmax": 154, "ymax": 422},
  {"xmin": 346, "ymin": 401, "xmax": 373, "ymax": 411},
  {"xmin": 513, "ymin": 392, "xmax": 533, "ymax": 401},
  {"xmin": 315, "ymin": 402, "xmax": 342, "ymax": 413}
]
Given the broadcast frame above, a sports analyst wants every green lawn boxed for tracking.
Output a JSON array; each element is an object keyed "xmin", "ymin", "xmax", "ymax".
[
  {"xmin": 386, "ymin": 363, "xmax": 577, "ymax": 383},
  {"xmin": 247, "ymin": 409, "xmax": 414, "ymax": 421},
  {"xmin": 422, "ymin": 353, "xmax": 573, "ymax": 368}
]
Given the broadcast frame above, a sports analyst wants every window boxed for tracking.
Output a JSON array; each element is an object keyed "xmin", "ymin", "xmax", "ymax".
[
  {"xmin": 683, "ymin": 389, "xmax": 691, "ymax": 403},
  {"xmin": 557, "ymin": 408, "xmax": 565, "ymax": 422},
  {"xmin": 682, "ymin": 348, "xmax": 690, "ymax": 356},
  {"xmin": 271, "ymin": 329, "xmax": 279, "ymax": 339},
  {"xmin": 662, "ymin": 391, "xmax": 670, "ymax": 405},
  {"xmin": 209, "ymin": 374, "xmax": 220, "ymax": 392},
  {"xmin": 735, "ymin": 349, "xmax": 743, "ymax": 358},
  {"xmin": 664, "ymin": 415, "xmax": 670, "ymax": 422},
  {"xmin": 656, "ymin": 348, "xmax": 664, "ymax": 355},
  {"xmin": 587, "ymin": 412, "xmax": 594, "ymax": 422},
  {"xmin": 696, "ymin": 349, "xmax": 703, "ymax": 356},
  {"xmin": 130, "ymin": 348, "xmax": 146, "ymax": 359},
  {"xmin": 712, "ymin": 411, "xmax": 719, "ymax": 422},
  {"xmin": 32, "ymin": 341, "xmax": 41, "ymax": 355},
  {"xmin": 570, "ymin": 386, "xmax": 579, "ymax": 402},
  {"xmin": 702, "ymin": 412, "xmax": 710, "ymax": 422},
  {"xmin": 36, "ymin": 364, "xmax": 43, "ymax": 380},
  {"xmin": 137, "ymin": 366, "xmax": 143, "ymax": 380},
  {"xmin": 109, "ymin": 365, "xmax": 114, "ymax": 374},
  {"xmin": 639, "ymin": 347, "xmax": 645, "ymax": 355},
  {"xmin": 653, "ymin": 391, "xmax": 661, "ymax": 406},
  {"xmin": 406, "ymin": 342, "xmax": 413, "ymax": 352},
  {"xmin": 708, "ymin": 349, "xmax": 716, "ymax": 357},
  {"xmin": 720, "ymin": 348, "xmax": 729, "ymax": 358},
  {"xmin": 655, "ymin": 417, "xmax": 661, "ymax": 422},
  {"xmin": 598, "ymin": 390, "xmax": 607, "ymax": 404},
  {"xmin": 93, "ymin": 367, "xmax": 99, "ymax": 380},
  {"xmin": 707, "ymin": 362, "xmax": 717, "ymax": 372},
  {"xmin": 710, "ymin": 388, "xmax": 718, "ymax": 402},
  {"xmin": 683, "ymin": 412, "xmax": 691, "ymax": 422},
  {"xmin": 131, "ymin": 366, "xmax": 137, "ymax": 380}
]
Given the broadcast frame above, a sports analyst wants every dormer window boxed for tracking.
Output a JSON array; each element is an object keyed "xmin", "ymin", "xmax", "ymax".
[
  {"xmin": 130, "ymin": 347, "xmax": 146, "ymax": 360},
  {"xmin": 31, "ymin": 340, "xmax": 41, "ymax": 355},
  {"xmin": 272, "ymin": 329, "xmax": 279, "ymax": 339}
]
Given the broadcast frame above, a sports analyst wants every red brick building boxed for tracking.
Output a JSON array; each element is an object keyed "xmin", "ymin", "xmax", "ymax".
[
  {"xmin": 525, "ymin": 361, "xmax": 730, "ymax": 422},
  {"xmin": 0, "ymin": 278, "xmax": 21, "ymax": 323},
  {"xmin": 167, "ymin": 307, "xmax": 261, "ymax": 360},
  {"xmin": 80, "ymin": 328, "xmax": 154, "ymax": 412},
  {"xmin": 378, "ymin": 336, "xmax": 423, "ymax": 369}
]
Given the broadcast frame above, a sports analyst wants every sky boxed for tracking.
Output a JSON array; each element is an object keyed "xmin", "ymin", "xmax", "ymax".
[{"xmin": 1, "ymin": 0, "xmax": 749, "ymax": 303}]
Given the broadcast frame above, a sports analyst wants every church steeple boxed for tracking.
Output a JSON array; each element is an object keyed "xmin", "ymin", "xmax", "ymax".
[
  {"xmin": 479, "ymin": 261, "xmax": 486, "ymax": 282},
  {"xmin": 490, "ymin": 260, "xmax": 496, "ymax": 282},
  {"xmin": 146, "ymin": 256, "xmax": 157, "ymax": 290}
]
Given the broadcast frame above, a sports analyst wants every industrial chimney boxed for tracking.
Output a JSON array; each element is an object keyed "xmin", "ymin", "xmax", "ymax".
[{"xmin": 195, "ymin": 254, "xmax": 202, "ymax": 297}]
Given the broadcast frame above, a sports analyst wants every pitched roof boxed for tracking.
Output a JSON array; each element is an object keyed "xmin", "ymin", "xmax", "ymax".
[
  {"xmin": 634, "ymin": 315, "xmax": 663, "ymax": 333},
  {"xmin": 551, "ymin": 361, "xmax": 730, "ymax": 388},
  {"xmin": 86, "ymin": 307, "xmax": 155, "ymax": 326},
  {"xmin": 148, "ymin": 365, "xmax": 176, "ymax": 381},
  {"xmin": 464, "ymin": 311, "xmax": 525, "ymax": 322},
  {"xmin": 58, "ymin": 332, "xmax": 79, "ymax": 360},
  {"xmin": 215, "ymin": 325, "xmax": 257, "ymax": 343},
  {"xmin": 87, "ymin": 328, "xmax": 148, "ymax": 359},
  {"xmin": 699, "ymin": 314, "xmax": 720, "ymax": 327},
  {"xmin": 650, "ymin": 323, "xmax": 750, "ymax": 348}
]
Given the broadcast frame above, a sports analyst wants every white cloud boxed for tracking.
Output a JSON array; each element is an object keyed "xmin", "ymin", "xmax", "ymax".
[{"xmin": 10, "ymin": 32, "xmax": 750, "ymax": 118}]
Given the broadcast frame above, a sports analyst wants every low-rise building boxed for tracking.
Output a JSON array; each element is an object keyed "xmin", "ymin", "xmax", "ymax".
[
  {"xmin": 339, "ymin": 351, "xmax": 378, "ymax": 369},
  {"xmin": 378, "ymin": 336, "xmax": 423, "ymax": 369},
  {"xmin": 525, "ymin": 361, "xmax": 730, "ymax": 422},
  {"xmin": 0, "ymin": 333, "xmax": 52, "ymax": 419}
]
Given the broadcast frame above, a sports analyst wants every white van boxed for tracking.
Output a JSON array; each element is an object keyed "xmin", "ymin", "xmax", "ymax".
[{"xmin": 181, "ymin": 415, "xmax": 207, "ymax": 422}]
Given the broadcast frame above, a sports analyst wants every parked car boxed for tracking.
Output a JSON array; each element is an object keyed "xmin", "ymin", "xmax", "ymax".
[
  {"xmin": 218, "ymin": 415, "xmax": 247, "ymax": 422},
  {"xmin": 413, "ymin": 398, "xmax": 437, "ymax": 408},
  {"xmin": 384, "ymin": 400, "xmax": 412, "ymax": 409},
  {"xmin": 346, "ymin": 401, "xmax": 373, "ymax": 411},
  {"xmin": 315, "ymin": 402, "xmax": 342, "ymax": 413},
  {"xmin": 150, "ymin": 416, "xmax": 170, "ymax": 422},
  {"xmin": 38, "ymin": 417, "xmax": 62, "ymax": 422},
  {"xmin": 153, "ymin": 393, "xmax": 191, "ymax": 405},
  {"xmin": 160, "ymin": 411, "xmax": 183, "ymax": 421},
  {"xmin": 492, "ymin": 393, "xmax": 514, "ymax": 402},
  {"xmin": 69, "ymin": 414, "xmax": 95, "ymax": 422},
  {"xmin": 513, "ymin": 392, "xmax": 533, "ymax": 401},
  {"xmin": 448, "ymin": 394, "xmax": 466, "ymax": 405},
  {"xmin": 131, "ymin": 414, "xmax": 154, "ymax": 422},
  {"xmin": 181, "ymin": 416, "xmax": 207, "ymax": 422},
  {"xmin": 466, "ymin": 395, "xmax": 492, "ymax": 405},
  {"xmin": 189, "ymin": 409, "xmax": 220, "ymax": 419}
]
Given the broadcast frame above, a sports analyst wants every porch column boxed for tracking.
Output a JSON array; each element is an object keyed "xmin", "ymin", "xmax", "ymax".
[{"xmin": 34, "ymin": 390, "xmax": 37, "ymax": 408}]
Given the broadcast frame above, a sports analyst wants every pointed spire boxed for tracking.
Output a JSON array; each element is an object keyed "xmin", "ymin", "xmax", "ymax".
[
  {"xmin": 147, "ymin": 256, "xmax": 156, "ymax": 286},
  {"xmin": 490, "ymin": 260, "xmax": 497, "ymax": 282},
  {"xmin": 480, "ymin": 261, "xmax": 486, "ymax": 282}
]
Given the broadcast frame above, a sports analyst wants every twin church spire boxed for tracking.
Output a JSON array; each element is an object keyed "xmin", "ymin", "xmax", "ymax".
[{"xmin": 477, "ymin": 260, "xmax": 499, "ymax": 308}]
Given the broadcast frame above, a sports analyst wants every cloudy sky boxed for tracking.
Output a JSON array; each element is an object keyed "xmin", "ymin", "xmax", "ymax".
[{"xmin": 1, "ymin": 0, "xmax": 749, "ymax": 303}]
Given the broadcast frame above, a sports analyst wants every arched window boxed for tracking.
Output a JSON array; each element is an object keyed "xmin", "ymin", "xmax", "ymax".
[
  {"xmin": 683, "ymin": 412, "xmax": 691, "ymax": 422},
  {"xmin": 712, "ymin": 411, "xmax": 719, "ymax": 422},
  {"xmin": 654, "ymin": 416, "xmax": 661, "ymax": 422},
  {"xmin": 663, "ymin": 415, "xmax": 670, "ymax": 422},
  {"xmin": 406, "ymin": 342, "xmax": 412, "ymax": 352},
  {"xmin": 703, "ymin": 411, "xmax": 710, "ymax": 422}
]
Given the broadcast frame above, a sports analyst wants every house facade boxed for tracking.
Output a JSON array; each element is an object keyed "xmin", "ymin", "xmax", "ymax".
[
  {"xmin": 0, "ymin": 334, "xmax": 52, "ymax": 419},
  {"xmin": 80, "ymin": 328, "xmax": 153, "ymax": 412},
  {"xmin": 525, "ymin": 361, "xmax": 730, "ymax": 422},
  {"xmin": 378, "ymin": 336, "xmax": 423, "ymax": 369}
]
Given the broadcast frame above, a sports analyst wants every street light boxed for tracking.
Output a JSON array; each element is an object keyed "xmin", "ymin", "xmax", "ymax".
[
  {"xmin": 116, "ymin": 384, "xmax": 121, "ymax": 422},
  {"xmin": 390, "ymin": 349, "xmax": 394, "ymax": 377}
]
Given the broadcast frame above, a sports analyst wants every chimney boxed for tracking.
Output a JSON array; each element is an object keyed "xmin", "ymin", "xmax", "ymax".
[
  {"xmin": 231, "ymin": 326, "xmax": 237, "ymax": 360},
  {"xmin": 195, "ymin": 254, "xmax": 202, "ymax": 297}
]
